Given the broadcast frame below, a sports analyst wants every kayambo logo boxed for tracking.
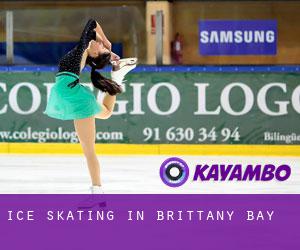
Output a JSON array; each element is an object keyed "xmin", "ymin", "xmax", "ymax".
[
  {"xmin": 159, "ymin": 157, "xmax": 190, "ymax": 187},
  {"xmin": 160, "ymin": 157, "xmax": 291, "ymax": 187}
]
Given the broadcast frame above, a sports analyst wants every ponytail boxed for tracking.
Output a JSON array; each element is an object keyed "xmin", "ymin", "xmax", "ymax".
[{"xmin": 90, "ymin": 67, "xmax": 122, "ymax": 96}]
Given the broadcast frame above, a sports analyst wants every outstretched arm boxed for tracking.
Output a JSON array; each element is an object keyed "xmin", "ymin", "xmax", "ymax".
[
  {"xmin": 94, "ymin": 21, "xmax": 111, "ymax": 51},
  {"xmin": 93, "ymin": 21, "xmax": 121, "ymax": 62}
]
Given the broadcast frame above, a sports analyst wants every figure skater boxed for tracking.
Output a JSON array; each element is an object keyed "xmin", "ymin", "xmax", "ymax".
[{"xmin": 43, "ymin": 18, "xmax": 137, "ymax": 194}]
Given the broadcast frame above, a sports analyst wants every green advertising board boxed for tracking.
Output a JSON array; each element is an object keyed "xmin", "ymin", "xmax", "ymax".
[{"xmin": 0, "ymin": 70, "xmax": 299, "ymax": 145}]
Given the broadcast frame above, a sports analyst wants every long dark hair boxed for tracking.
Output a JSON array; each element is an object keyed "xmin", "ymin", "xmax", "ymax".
[{"xmin": 86, "ymin": 53, "xmax": 122, "ymax": 95}]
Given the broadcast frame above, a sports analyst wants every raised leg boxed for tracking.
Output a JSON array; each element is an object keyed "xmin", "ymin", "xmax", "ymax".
[
  {"xmin": 95, "ymin": 93, "xmax": 116, "ymax": 119},
  {"xmin": 95, "ymin": 59, "xmax": 136, "ymax": 119}
]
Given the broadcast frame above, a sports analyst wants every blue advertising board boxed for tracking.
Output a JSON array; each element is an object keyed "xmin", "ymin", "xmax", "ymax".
[{"xmin": 199, "ymin": 20, "xmax": 277, "ymax": 55}]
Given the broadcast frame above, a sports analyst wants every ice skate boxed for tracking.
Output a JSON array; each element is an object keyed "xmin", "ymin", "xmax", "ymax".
[
  {"xmin": 111, "ymin": 57, "xmax": 137, "ymax": 91},
  {"xmin": 77, "ymin": 185, "xmax": 107, "ymax": 209}
]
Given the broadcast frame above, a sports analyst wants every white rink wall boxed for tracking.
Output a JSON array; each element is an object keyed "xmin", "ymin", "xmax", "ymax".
[{"xmin": 0, "ymin": 154, "xmax": 299, "ymax": 194}]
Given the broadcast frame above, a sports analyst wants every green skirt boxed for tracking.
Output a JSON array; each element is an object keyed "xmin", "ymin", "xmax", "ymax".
[{"xmin": 43, "ymin": 71, "xmax": 101, "ymax": 120}]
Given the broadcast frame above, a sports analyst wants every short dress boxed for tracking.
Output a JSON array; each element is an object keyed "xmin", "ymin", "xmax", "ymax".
[{"xmin": 43, "ymin": 19, "xmax": 102, "ymax": 120}]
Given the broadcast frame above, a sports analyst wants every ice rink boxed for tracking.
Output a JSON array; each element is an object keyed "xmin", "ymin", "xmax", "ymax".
[{"xmin": 0, "ymin": 154, "xmax": 299, "ymax": 194}]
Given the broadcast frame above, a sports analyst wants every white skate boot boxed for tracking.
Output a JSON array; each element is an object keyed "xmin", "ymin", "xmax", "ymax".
[
  {"xmin": 90, "ymin": 185, "xmax": 104, "ymax": 194},
  {"xmin": 77, "ymin": 185, "xmax": 106, "ymax": 209},
  {"xmin": 111, "ymin": 57, "xmax": 137, "ymax": 92}
]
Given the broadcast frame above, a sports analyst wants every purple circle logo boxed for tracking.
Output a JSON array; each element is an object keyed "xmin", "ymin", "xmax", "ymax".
[{"xmin": 160, "ymin": 157, "xmax": 189, "ymax": 187}]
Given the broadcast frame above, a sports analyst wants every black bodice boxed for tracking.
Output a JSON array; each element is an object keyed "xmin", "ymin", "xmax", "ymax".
[{"xmin": 57, "ymin": 19, "xmax": 97, "ymax": 76}]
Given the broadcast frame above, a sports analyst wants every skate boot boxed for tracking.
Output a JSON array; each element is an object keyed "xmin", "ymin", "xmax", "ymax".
[
  {"xmin": 77, "ymin": 185, "xmax": 107, "ymax": 209},
  {"xmin": 111, "ymin": 57, "xmax": 137, "ymax": 92}
]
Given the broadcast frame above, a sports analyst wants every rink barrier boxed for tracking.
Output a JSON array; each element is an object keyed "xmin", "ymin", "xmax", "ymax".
[
  {"xmin": 0, "ymin": 143, "xmax": 299, "ymax": 156},
  {"xmin": 1, "ymin": 65, "xmax": 300, "ymax": 73},
  {"xmin": 1, "ymin": 65, "xmax": 300, "ymax": 154}
]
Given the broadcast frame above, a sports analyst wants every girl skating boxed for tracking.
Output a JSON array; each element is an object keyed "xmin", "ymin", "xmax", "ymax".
[{"xmin": 44, "ymin": 18, "xmax": 137, "ymax": 194}]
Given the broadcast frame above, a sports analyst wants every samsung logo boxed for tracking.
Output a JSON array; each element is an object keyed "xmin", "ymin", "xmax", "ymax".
[
  {"xmin": 199, "ymin": 20, "xmax": 277, "ymax": 55},
  {"xmin": 200, "ymin": 30, "xmax": 275, "ymax": 44}
]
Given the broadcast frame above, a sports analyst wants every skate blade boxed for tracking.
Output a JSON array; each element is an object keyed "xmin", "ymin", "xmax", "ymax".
[
  {"xmin": 119, "ymin": 58, "xmax": 138, "ymax": 68},
  {"xmin": 77, "ymin": 201, "xmax": 107, "ymax": 210}
]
